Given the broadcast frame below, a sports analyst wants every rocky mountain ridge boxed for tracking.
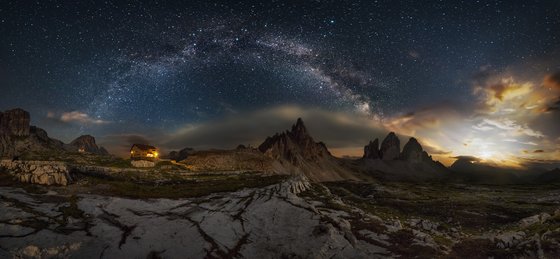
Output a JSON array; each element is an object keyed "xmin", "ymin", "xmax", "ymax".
[
  {"xmin": 0, "ymin": 108, "xmax": 109, "ymax": 158},
  {"xmin": 359, "ymin": 132, "xmax": 449, "ymax": 180},
  {"xmin": 258, "ymin": 118, "xmax": 360, "ymax": 182},
  {"xmin": 67, "ymin": 135, "xmax": 109, "ymax": 155},
  {"xmin": 363, "ymin": 133, "xmax": 432, "ymax": 163}
]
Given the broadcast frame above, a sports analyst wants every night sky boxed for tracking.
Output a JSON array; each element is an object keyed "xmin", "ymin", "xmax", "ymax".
[{"xmin": 1, "ymin": 1, "xmax": 559, "ymax": 167}]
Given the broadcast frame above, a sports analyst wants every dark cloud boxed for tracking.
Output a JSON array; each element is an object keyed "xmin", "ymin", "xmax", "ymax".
[
  {"xmin": 541, "ymin": 96, "xmax": 560, "ymax": 113},
  {"xmin": 487, "ymin": 82, "xmax": 510, "ymax": 101},
  {"xmin": 451, "ymin": 155, "xmax": 481, "ymax": 163},
  {"xmin": 544, "ymin": 71, "xmax": 560, "ymax": 90},
  {"xmin": 384, "ymin": 102, "xmax": 465, "ymax": 136}
]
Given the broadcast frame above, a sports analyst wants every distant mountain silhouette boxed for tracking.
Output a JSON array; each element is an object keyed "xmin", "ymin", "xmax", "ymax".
[{"xmin": 355, "ymin": 133, "xmax": 449, "ymax": 181}]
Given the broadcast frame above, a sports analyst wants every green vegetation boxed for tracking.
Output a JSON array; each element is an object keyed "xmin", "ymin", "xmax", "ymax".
[
  {"xmin": 80, "ymin": 172, "xmax": 288, "ymax": 199},
  {"xmin": 89, "ymin": 157, "xmax": 132, "ymax": 168},
  {"xmin": 16, "ymin": 150, "xmax": 132, "ymax": 168}
]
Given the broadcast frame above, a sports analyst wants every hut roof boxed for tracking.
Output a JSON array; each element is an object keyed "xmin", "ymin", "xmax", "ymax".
[{"xmin": 131, "ymin": 144, "xmax": 156, "ymax": 151}]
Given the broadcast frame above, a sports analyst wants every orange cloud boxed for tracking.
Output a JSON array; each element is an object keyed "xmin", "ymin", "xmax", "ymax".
[{"xmin": 474, "ymin": 77, "xmax": 535, "ymax": 112}]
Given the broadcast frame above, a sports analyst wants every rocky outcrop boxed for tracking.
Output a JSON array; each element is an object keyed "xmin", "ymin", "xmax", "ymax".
[
  {"xmin": 131, "ymin": 160, "xmax": 155, "ymax": 168},
  {"xmin": 258, "ymin": 118, "xmax": 331, "ymax": 165},
  {"xmin": 68, "ymin": 135, "xmax": 109, "ymax": 155},
  {"xmin": 363, "ymin": 139, "xmax": 380, "ymax": 159},
  {"xmin": 0, "ymin": 108, "xmax": 31, "ymax": 137},
  {"xmin": 0, "ymin": 108, "xmax": 68, "ymax": 158},
  {"xmin": 380, "ymin": 132, "xmax": 400, "ymax": 160},
  {"xmin": 0, "ymin": 160, "xmax": 72, "ymax": 185},
  {"xmin": 401, "ymin": 137, "xmax": 431, "ymax": 162}
]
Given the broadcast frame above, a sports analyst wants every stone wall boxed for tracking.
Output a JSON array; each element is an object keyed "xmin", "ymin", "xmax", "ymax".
[{"xmin": 131, "ymin": 160, "xmax": 155, "ymax": 168}]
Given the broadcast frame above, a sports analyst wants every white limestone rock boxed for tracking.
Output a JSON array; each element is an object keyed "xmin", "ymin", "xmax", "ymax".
[{"xmin": 130, "ymin": 160, "xmax": 155, "ymax": 168}]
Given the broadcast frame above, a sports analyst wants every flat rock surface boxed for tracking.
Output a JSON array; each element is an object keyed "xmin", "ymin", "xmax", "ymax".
[
  {"xmin": 1, "ymin": 178, "xmax": 560, "ymax": 258},
  {"xmin": 0, "ymin": 177, "xmax": 387, "ymax": 258}
]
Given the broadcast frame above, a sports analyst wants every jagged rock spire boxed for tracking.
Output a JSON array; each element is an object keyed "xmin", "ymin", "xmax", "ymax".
[
  {"xmin": 380, "ymin": 132, "xmax": 400, "ymax": 160},
  {"xmin": 290, "ymin": 118, "xmax": 308, "ymax": 137},
  {"xmin": 363, "ymin": 138, "xmax": 380, "ymax": 159}
]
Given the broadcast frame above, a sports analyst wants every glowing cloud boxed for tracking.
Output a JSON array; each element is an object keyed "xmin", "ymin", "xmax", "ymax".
[{"xmin": 48, "ymin": 111, "xmax": 111, "ymax": 125}]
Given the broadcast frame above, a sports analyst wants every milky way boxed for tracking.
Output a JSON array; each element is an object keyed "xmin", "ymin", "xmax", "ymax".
[
  {"xmin": 1, "ymin": 1, "xmax": 559, "ymax": 160},
  {"xmin": 85, "ymin": 20, "xmax": 393, "ymax": 125}
]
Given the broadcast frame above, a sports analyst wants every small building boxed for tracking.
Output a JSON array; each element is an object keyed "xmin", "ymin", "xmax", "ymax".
[{"xmin": 130, "ymin": 144, "xmax": 159, "ymax": 161}]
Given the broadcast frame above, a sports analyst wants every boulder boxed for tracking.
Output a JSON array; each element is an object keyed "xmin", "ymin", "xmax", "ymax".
[
  {"xmin": 363, "ymin": 139, "xmax": 380, "ymax": 159},
  {"xmin": 380, "ymin": 132, "xmax": 400, "ymax": 160},
  {"xmin": 519, "ymin": 213, "xmax": 552, "ymax": 228}
]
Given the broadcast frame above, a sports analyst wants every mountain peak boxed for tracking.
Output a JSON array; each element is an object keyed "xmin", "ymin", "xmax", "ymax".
[
  {"xmin": 290, "ymin": 118, "xmax": 308, "ymax": 136},
  {"xmin": 259, "ymin": 118, "xmax": 330, "ymax": 164},
  {"xmin": 69, "ymin": 135, "xmax": 108, "ymax": 155},
  {"xmin": 401, "ymin": 137, "xmax": 430, "ymax": 162}
]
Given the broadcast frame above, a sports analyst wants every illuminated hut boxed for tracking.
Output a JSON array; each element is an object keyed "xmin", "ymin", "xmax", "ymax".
[{"xmin": 130, "ymin": 144, "xmax": 159, "ymax": 161}]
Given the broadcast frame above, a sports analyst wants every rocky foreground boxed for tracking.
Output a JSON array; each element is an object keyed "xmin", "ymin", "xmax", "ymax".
[
  {"xmin": 1, "ymin": 176, "xmax": 560, "ymax": 258},
  {"xmin": 0, "ymin": 177, "xmax": 382, "ymax": 258}
]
